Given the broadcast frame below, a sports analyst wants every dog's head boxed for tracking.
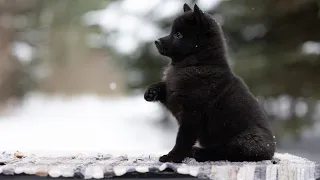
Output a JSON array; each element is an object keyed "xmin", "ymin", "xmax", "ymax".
[{"xmin": 155, "ymin": 3, "xmax": 222, "ymax": 64}]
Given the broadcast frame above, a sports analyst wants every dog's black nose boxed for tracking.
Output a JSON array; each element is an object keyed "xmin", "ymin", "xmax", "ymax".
[
  {"xmin": 154, "ymin": 39, "xmax": 165, "ymax": 55},
  {"xmin": 155, "ymin": 40, "xmax": 161, "ymax": 46}
]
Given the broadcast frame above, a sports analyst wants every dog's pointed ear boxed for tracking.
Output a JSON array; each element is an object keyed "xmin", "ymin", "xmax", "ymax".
[
  {"xmin": 194, "ymin": 4, "xmax": 205, "ymax": 25},
  {"xmin": 183, "ymin": 3, "xmax": 192, "ymax": 12}
]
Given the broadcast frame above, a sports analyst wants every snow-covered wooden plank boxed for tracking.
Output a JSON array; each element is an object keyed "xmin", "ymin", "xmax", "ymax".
[{"xmin": 0, "ymin": 151, "xmax": 318, "ymax": 180}]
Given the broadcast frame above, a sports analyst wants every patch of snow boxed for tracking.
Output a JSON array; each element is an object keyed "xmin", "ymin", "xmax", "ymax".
[
  {"xmin": 0, "ymin": 93, "xmax": 174, "ymax": 155},
  {"xmin": 295, "ymin": 100, "xmax": 308, "ymax": 118},
  {"xmin": 0, "ymin": 149, "xmax": 319, "ymax": 179},
  {"xmin": 110, "ymin": 34, "xmax": 139, "ymax": 54},
  {"xmin": 241, "ymin": 24, "xmax": 267, "ymax": 41},
  {"xmin": 48, "ymin": 168, "xmax": 61, "ymax": 178},
  {"xmin": 277, "ymin": 95, "xmax": 292, "ymax": 120},
  {"xmin": 135, "ymin": 166, "xmax": 149, "ymax": 173},
  {"xmin": 113, "ymin": 166, "xmax": 127, "ymax": 176},
  {"xmin": 121, "ymin": 0, "xmax": 162, "ymax": 16},
  {"xmin": 237, "ymin": 165, "xmax": 255, "ymax": 180},
  {"xmin": 198, "ymin": 0, "xmax": 222, "ymax": 11},
  {"xmin": 301, "ymin": 41, "xmax": 320, "ymax": 55},
  {"xmin": 109, "ymin": 82, "xmax": 117, "ymax": 90},
  {"xmin": 11, "ymin": 41, "xmax": 34, "ymax": 64},
  {"xmin": 153, "ymin": 1, "xmax": 184, "ymax": 20}
]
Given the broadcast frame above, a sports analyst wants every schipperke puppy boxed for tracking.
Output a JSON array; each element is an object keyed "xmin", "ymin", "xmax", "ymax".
[{"xmin": 144, "ymin": 3, "xmax": 276, "ymax": 163}]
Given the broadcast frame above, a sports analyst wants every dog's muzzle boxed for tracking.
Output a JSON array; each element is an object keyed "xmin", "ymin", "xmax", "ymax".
[{"xmin": 155, "ymin": 39, "xmax": 165, "ymax": 55}]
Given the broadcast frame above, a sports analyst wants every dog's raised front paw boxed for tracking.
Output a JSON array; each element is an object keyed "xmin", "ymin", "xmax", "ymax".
[{"xmin": 144, "ymin": 88, "xmax": 159, "ymax": 102}]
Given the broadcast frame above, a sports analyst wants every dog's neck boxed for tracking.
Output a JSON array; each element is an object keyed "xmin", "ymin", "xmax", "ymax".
[{"xmin": 171, "ymin": 47, "xmax": 230, "ymax": 69}]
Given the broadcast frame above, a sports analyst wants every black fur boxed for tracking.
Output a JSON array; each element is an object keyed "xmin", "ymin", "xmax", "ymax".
[{"xmin": 145, "ymin": 3, "xmax": 276, "ymax": 163}]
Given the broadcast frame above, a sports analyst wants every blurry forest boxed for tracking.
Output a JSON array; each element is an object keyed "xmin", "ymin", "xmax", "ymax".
[
  {"xmin": 0, "ymin": 0, "xmax": 320, "ymax": 146},
  {"xmin": 0, "ymin": 0, "xmax": 123, "ymax": 105}
]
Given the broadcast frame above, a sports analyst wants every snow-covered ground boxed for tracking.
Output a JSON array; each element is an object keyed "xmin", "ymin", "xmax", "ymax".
[
  {"xmin": 0, "ymin": 151, "xmax": 318, "ymax": 180},
  {"xmin": 0, "ymin": 93, "xmax": 320, "ymax": 164},
  {"xmin": 0, "ymin": 93, "xmax": 319, "ymax": 179},
  {"xmin": 0, "ymin": 93, "xmax": 177, "ymax": 156}
]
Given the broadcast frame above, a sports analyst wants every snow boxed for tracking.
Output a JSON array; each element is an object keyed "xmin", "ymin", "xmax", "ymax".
[
  {"xmin": 0, "ymin": 93, "xmax": 175, "ymax": 155},
  {"xmin": 0, "ymin": 151, "xmax": 319, "ymax": 179},
  {"xmin": 0, "ymin": 93, "xmax": 319, "ymax": 179},
  {"xmin": 301, "ymin": 41, "xmax": 320, "ymax": 55},
  {"xmin": 121, "ymin": 0, "xmax": 162, "ymax": 16},
  {"xmin": 11, "ymin": 41, "xmax": 34, "ymax": 64}
]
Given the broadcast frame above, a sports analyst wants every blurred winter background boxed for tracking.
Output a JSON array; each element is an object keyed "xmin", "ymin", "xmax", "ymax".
[{"xmin": 0, "ymin": 0, "xmax": 320, "ymax": 163}]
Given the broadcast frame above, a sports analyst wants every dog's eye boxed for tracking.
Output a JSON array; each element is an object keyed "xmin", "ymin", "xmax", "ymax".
[{"xmin": 173, "ymin": 32, "xmax": 183, "ymax": 39}]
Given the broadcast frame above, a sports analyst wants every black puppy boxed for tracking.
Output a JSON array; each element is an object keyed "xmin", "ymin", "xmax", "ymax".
[{"xmin": 144, "ymin": 3, "xmax": 276, "ymax": 163}]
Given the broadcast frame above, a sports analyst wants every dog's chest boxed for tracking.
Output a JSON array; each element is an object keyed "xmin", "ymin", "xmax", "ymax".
[
  {"xmin": 162, "ymin": 67, "xmax": 185, "ymax": 119},
  {"xmin": 163, "ymin": 67, "xmax": 185, "ymax": 96}
]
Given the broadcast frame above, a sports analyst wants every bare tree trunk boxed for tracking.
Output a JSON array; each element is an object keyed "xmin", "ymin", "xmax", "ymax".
[
  {"xmin": 0, "ymin": 26, "xmax": 25, "ymax": 113},
  {"xmin": 0, "ymin": 26, "xmax": 15, "ymax": 102},
  {"xmin": 0, "ymin": 1, "xmax": 39, "ymax": 112}
]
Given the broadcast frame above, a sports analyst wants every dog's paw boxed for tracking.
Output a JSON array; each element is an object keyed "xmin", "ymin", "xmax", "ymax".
[
  {"xmin": 144, "ymin": 88, "xmax": 159, "ymax": 102},
  {"xmin": 159, "ymin": 154, "xmax": 185, "ymax": 163}
]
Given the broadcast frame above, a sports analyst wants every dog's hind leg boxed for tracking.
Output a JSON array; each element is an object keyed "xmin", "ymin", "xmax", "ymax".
[
  {"xmin": 224, "ymin": 133, "xmax": 275, "ymax": 162},
  {"xmin": 190, "ymin": 133, "xmax": 275, "ymax": 162}
]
